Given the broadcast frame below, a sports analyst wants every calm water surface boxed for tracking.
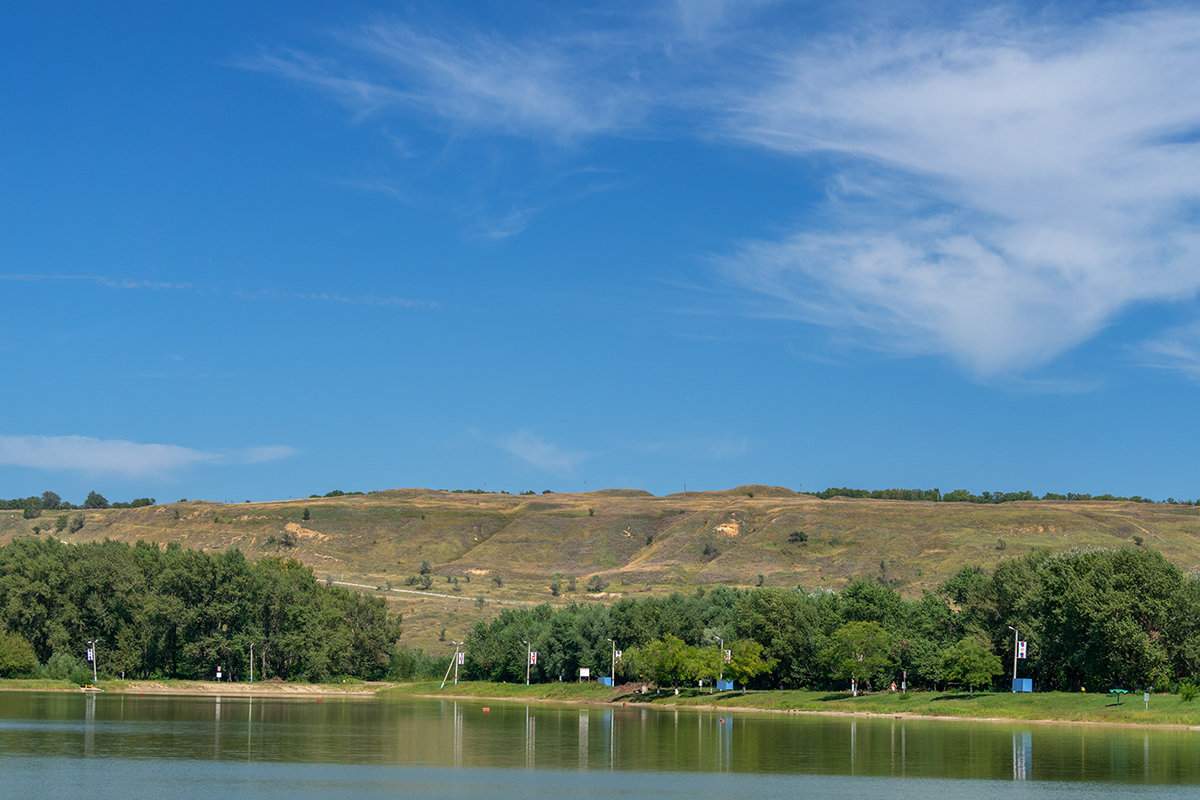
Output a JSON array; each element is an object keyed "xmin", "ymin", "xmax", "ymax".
[{"xmin": 3, "ymin": 691, "xmax": 1199, "ymax": 798}]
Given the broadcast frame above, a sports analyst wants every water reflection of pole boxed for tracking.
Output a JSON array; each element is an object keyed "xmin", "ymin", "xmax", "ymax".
[
  {"xmin": 525, "ymin": 705, "xmax": 535, "ymax": 768},
  {"xmin": 454, "ymin": 701, "xmax": 463, "ymax": 767},
  {"xmin": 720, "ymin": 714, "xmax": 732, "ymax": 772},
  {"xmin": 247, "ymin": 696, "xmax": 253, "ymax": 761},
  {"xmin": 579, "ymin": 710, "xmax": 588, "ymax": 768},
  {"xmin": 1012, "ymin": 730, "xmax": 1031, "ymax": 780},
  {"xmin": 608, "ymin": 708, "xmax": 615, "ymax": 770},
  {"xmin": 215, "ymin": 696, "xmax": 222, "ymax": 758},
  {"xmin": 84, "ymin": 693, "xmax": 96, "ymax": 757},
  {"xmin": 850, "ymin": 720, "xmax": 856, "ymax": 775}
]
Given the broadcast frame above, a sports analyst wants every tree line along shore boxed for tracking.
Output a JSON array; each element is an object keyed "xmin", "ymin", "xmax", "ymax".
[{"xmin": 2, "ymin": 537, "xmax": 1200, "ymax": 706}]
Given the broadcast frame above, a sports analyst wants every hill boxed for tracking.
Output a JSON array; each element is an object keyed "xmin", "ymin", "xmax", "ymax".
[{"xmin": 5, "ymin": 487, "xmax": 1199, "ymax": 650}]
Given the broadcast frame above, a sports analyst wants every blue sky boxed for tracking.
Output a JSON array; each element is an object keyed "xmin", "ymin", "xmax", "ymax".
[{"xmin": 4, "ymin": 1, "xmax": 1200, "ymax": 504}]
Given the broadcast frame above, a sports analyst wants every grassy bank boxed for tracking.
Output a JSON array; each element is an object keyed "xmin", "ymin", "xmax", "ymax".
[
  {"xmin": 0, "ymin": 678, "xmax": 85, "ymax": 692},
  {"xmin": 7, "ymin": 677, "xmax": 1200, "ymax": 727},
  {"xmin": 388, "ymin": 682, "xmax": 1200, "ymax": 727},
  {"xmin": 653, "ymin": 687, "xmax": 1200, "ymax": 726},
  {"xmin": 381, "ymin": 680, "xmax": 617, "ymax": 702}
]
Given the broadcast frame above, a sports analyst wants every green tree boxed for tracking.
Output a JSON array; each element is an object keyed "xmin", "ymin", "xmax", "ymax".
[
  {"xmin": 735, "ymin": 588, "xmax": 823, "ymax": 688},
  {"xmin": 627, "ymin": 635, "xmax": 693, "ymax": 689},
  {"xmin": 0, "ymin": 630, "xmax": 39, "ymax": 677},
  {"xmin": 824, "ymin": 621, "xmax": 893, "ymax": 690},
  {"xmin": 941, "ymin": 637, "xmax": 1003, "ymax": 692},
  {"xmin": 41, "ymin": 491, "xmax": 62, "ymax": 510},
  {"xmin": 725, "ymin": 639, "xmax": 778, "ymax": 690},
  {"xmin": 84, "ymin": 491, "xmax": 109, "ymax": 509}
]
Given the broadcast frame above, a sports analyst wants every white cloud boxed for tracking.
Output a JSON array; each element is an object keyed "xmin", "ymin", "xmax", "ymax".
[
  {"xmin": 1139, "ymin": 321, "xmax": 1200, "ymax": 380},
  {"xmin": 246, "ymin": 20, "xmax": 650, "ymax": 143},
  {"xmin": 0, "ymin": 435, "xmax": 297, "ymax": 478},
  {"xmin": 242, "ymin": 5, "xmax": 1200, "ymax": 377},
  {"xmin": 718, "ymin": 8, "xmax": 1200, "ymax": 376},
  {"xmin": 492, "ymin": 430, "xmax": 587, "ymax": 473},
  {"xmin": 240, "ymin": 445, "xmax": 301, "ymax": 464}
]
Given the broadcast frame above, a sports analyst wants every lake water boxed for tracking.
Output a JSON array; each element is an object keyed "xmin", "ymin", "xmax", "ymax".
[{"xmin": 3, "ymin": 691, "xmax": 1200, "ymax": 799}]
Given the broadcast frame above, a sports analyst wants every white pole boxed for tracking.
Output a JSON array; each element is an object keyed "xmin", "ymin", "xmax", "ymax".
[
  {"xmin": 1008, "ymin": 626, "xmax": 1019, "ymax": 692},
  {"xmin": 453, "ymin": 641, "xmax": 461, "ymax": 686},
  {"xmin": 608, "ymin": 638, "xmax": 615, "ymax": 687},
  {"xmin": 88, "ymin": 640, "xmax": 98, "ymax": 683},
  {"xmin": 717, "ymin": 636, "xmax": 724, "ymax": 689},
  {"xmin": 250, "ymin": 644, "xmax": 254, "ymax": 683},
  {"xmin": 524, "ymin": 640, "xmax": 531, "ymax": 686},
  {"xmin": 440, "ymin": 643, "xmax": 457, "ymax": 689}
]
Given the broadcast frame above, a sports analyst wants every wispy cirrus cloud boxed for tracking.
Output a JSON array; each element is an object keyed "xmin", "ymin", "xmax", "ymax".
[
  {"xmin": 0, "ymin": 273, "xmax": 434, "ymax": 310},
  {"xmin": 718, "ymin": 8, "xmax": 1200, "ymax": 376},
  {"xmin": 244, "ymin": 19, "xmax": 652, "ymax": 143},
  {"xmin": 0, "ymin": 434, "xmax": 298, "ymax": 478},
  {"xmin": 491, "ymin": 430, "xmax": 588, "ymax": 474},
  {"xmin": 242, "ymin": 4, "xmax": 1200, "ymax": 378},
  {"xmin": 0, "ymin": 273, "xmax": 198, "ymax": 291},
  {"xmin": 1138, "ymin": 322, "xmax": 1200, "ymax": 380}
]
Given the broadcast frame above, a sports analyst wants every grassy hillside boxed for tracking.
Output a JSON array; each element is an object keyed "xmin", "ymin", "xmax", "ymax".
[{"xmin": 5, "ymin": 486, "xmax": 1200, "ymax": 651}]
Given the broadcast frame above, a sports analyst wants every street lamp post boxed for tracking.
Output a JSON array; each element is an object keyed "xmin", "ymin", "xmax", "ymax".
[
  {"xmin": 86, "ymin": 639, "xmax": 99, "ymax": 683},
  {"xmin": 607, "ymin": 638, "xmax": 616, "ymax": 687},
  {"xmin": 1008, "ymin": 626, "xmax": 1019, "ymax": 692},
  {"xmin": 524, "ymin": 640, "xmax": 531, "ymax": 686},
  {"xmin": 250, "ymin": 643, "xmax": 255, "ymax": 683},
  {"xmin": 717, "ymin": 636, "xmax": 725, "ymax": 691},
  {"xmin": 441, "ymin": 641, "xmax": 463, "ymax": 689}
]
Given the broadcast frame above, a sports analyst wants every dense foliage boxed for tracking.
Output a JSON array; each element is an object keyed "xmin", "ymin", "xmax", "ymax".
[
  {"xmin": 0, "ymin": 490, "xmax": 155, "ymax": 514},
  {"xmin": 0, "ymin": 537, "xmax": 400, "ymax": 681},
  {"xmin": 808, "ymin": 487, "xmax": 1179, "ymax": 504},
  {"xmin": 461, "ymin": 547, "xmax": 1200, "ymax": 692}
]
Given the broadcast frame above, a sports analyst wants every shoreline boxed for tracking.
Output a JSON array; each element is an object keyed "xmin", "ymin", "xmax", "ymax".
[
  {"xmin": 0, "ymin": 679, "xmax": 391, "ymax": 698},
  {"xmin": 5, "ymin": 679, "xmax": 1200, "ymax": 731},
  {"xmin": 398, "ymin": 691, "xmax": 1200, "ymax": 732}
]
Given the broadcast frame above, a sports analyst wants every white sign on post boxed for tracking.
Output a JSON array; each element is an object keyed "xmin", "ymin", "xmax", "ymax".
[
  {"xmin": 580, "ymin": 667, "xmax": 590, "ymax": 678},
  {"xmin": 1017, "ymin": 641, "xmax": 1027, "ymax": 659}
]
